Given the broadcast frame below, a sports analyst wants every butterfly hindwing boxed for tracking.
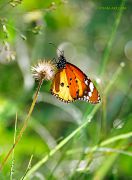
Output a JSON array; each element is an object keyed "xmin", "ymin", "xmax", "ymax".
[{"xmin": 51, "ymin": 68, "xmax": 75, "ymax": 103}]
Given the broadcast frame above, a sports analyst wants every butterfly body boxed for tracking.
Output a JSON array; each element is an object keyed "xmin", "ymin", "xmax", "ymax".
[
  {"xmin": 51, "ymin": 53, "xmax": 101, "ymax": 104},
  {"xmin": 57, "ymin": 54, "xmax": 67, "ymax": 69}
]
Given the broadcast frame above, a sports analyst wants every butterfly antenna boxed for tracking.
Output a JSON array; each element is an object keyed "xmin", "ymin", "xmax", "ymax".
[
  {"xmin": 49, "ymin": 42, "xmax": 64, "ymax": 55},
  {"xmin": 52, "ymin": 57, "xmax": 57, "ymax": 64}
]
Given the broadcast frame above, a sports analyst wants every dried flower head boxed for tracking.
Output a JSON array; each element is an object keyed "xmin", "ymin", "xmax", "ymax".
[{"xmin": 31, "ymin": 60, "xmax": 56, "ymax": 81}]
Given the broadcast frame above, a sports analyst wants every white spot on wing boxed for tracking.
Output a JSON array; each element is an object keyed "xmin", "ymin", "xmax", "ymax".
[
  {"xmin": 83, "ymin": 96, "xmax": 87, "ymax": 100},
  {"xmin": 88, "ymin": 92, "xmax": 92, "ymax": 97},
  {"xmin": 85, "ymin": 79, "xmax": 89, "ymax": 85},
  {"xmin": 89, "ymin": 82, "xmax": 94, "ymax": 92},
  {"xmin": 86, "ymin": 96, "xmax": 89, "ymax": 100}
]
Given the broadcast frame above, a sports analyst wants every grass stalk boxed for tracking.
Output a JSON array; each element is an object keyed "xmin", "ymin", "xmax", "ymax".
[
  {"xmin": 20, "ymin": 155, "xmax": 33, "ymax": 180},
  {"xmin": 99, "ymin": 0, "xmax": 126, "ymax": 76},
  {"xmin": 101, "ymin": 96, "xmax": 107, "ymax": 139},
  {"xmin": 10, "ymin": 113, "xmax": 18, "ymax": 180},
  {"xmin": 24, "ymin": 62, "xmax": 125, "ymax": 179},
  {"xmin": 89, "ymin": 131, "xmax": 132, "ymax": 153},
  {"xmin": 67, "ymin": 145, "xmax": 132, "ymax": 157},
  {"xmin": 0, "ymin": 79, "xmax": 43, "ymax": 171},
  {"xmin": 100, "ymin": 132, "xmax": 132, "ymax": 147}
]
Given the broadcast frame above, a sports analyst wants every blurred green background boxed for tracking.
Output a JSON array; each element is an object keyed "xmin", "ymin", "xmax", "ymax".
[{"xmin": 0, "ymin": 0, "xmax": 132, "ymax": 179}]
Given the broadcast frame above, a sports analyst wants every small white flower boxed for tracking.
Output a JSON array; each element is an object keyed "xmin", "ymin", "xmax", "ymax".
[{"xmin": 31, "ymin": 60, "xmax": 56, "ymax": 81}]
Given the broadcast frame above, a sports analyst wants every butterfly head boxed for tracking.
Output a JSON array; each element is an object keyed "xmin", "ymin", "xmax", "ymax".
[
  {"xmin": 57, "ymin": 51, "xmax": 67, "ymax": 69},
  {"xmin": 49, "ymin": 43, "xmax": 67, "ymax": 69}
]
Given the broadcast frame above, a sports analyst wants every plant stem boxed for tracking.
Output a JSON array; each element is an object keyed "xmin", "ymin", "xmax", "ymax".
[
  {"xmin": 101, "ymin": 96, "xmax": 107, "ymax": 139},
  {"xmin": 10, "ymin": 113, "xmax": 17, "ymax": 180},
  {"xmin": 20, "ymin": 155, "xmax": 33, "ymax": 180},
  {"xmin": 99, "ymin": 0, "xmax": 126, "ymax": 76},
  {"xmin": 0, "ymin": 79, "xmax": 43, "ymax": 171},
  {"xmin": 100, "ymin": 132, "xmax": 132, "ymax": 147}
]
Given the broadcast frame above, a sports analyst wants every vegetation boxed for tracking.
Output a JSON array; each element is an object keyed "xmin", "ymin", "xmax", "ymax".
[{"xmin": 0, "ymin": 0, "xmax": 131, "ymax": 179}]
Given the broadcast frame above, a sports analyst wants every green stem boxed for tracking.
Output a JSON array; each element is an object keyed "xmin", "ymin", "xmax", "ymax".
[
  {"xmin": 99, "ymin": 0, "xmax": 126, "ymax": 76},
  {"xmin": 10, "ymin": 113, "xmax": 18, "ymax": 180},
  {"xmin": 20, "ymin": 155, "xmax": 33, "ymax": 180},
  {"xmin": 101, "ymin": 96, "xmax": 107, "ymax": 139},
  {"xmin": 100, "ymin": 132, "xmax": 132, "ymax": 147},
  {"xmin": 90, "ymin": 131, "xmax": 132, "ymax": 152}
]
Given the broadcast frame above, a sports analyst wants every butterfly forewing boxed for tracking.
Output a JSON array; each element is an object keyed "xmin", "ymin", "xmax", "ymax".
[
  {"xmin": 67, "ymin": 63, "xmax": 88, "ymax": 97},
  {"xmin": 81, "ymin": 77, "xmax": 101, "ymax": 104},
  {"xmin": 67, "ymin": 63, "xmax": 101, "ymax": 104},
  {"xmin": 65, "ymin": 64, "xmax": 79, "ymax": 99}
]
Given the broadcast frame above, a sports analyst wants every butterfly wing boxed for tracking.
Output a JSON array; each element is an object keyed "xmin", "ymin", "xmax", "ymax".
[
  {"xmin": 51, "ymin": 68, "xmax": 75, "ymax": 103},
  {"xmin": 51, "ymin": 63, "xmax": 101, "ymax": 104},
  {"xmin": 67, "ymin": 63, "xmax": 101, "ymax": 104}
]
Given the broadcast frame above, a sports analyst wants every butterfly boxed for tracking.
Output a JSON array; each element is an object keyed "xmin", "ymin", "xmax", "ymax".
[{"xmin": 51, "ymin": 51, "xmax": 101, "ymax": 104}]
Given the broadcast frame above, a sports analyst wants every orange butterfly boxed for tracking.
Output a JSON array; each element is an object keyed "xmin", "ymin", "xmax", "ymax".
[{"xmin": 51, "ymin": 51, "xmax": 101, "ymax": 104}]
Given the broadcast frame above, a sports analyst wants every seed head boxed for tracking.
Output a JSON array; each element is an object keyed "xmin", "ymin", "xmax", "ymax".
[{"xmin": 31, "ymin": 60, "xmax": 56, "ymax": 81}]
